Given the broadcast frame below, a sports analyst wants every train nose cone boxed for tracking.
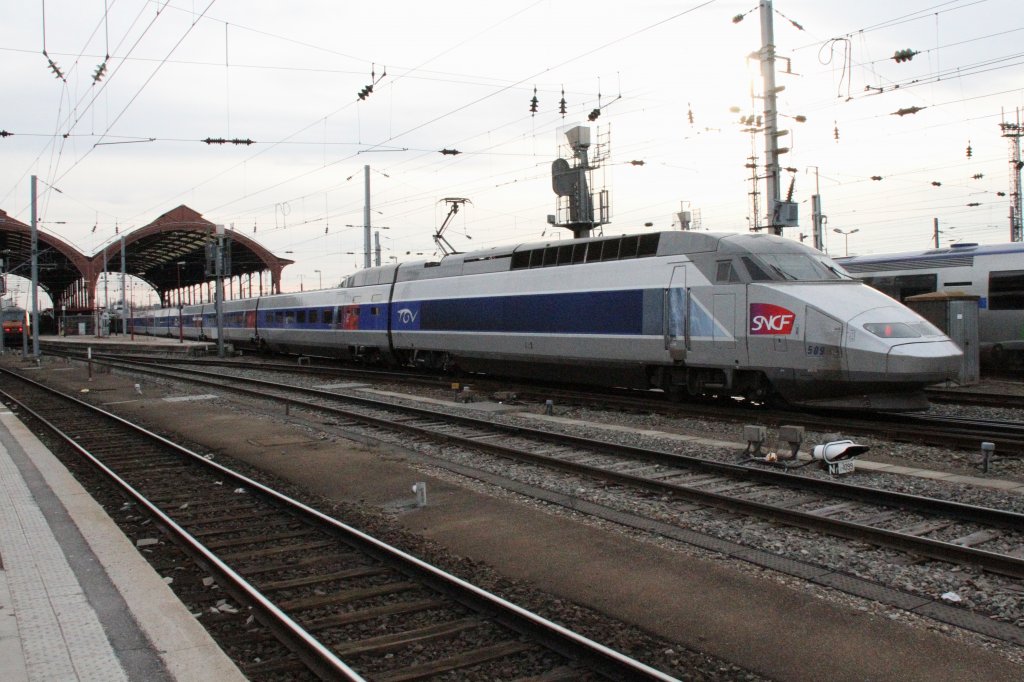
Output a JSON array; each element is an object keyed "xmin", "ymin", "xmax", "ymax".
[{"xmin": 886, "ymin": 340, "xmax": 962, "ymax": 381}]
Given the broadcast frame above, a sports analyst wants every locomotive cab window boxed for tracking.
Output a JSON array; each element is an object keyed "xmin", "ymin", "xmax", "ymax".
[
  {"xmin": 741, "ymin": 256, "xmax": 772, "ymax": 281},
  {"xmin": 716, "ymin": 260, "xmax": 741, "ymax": 283},
  {"xmin": 758, "ymin": 254, "xmax": 846, "ymax": 281},
  {"xmin": 989, "ymin": 270, "xmax": 1024, "ymax": 310}
]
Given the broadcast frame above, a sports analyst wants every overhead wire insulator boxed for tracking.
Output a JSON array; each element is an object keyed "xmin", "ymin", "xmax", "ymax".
[
  {"xmin": 92, "ymin": 57, "xmax": 109, "ymax": 83},
  {"xmin": 892, "ymin": 106, "xmax": 924, "ymax": 117},
  {"xmin": 687, "ymin": 102, "xmax": 694, "ymax": 124},
  {"xmin": 931, "ymin": 181, "xmax": 942, "ymax": 187},
  {"xmin": 972, "ymin": 173, "xmax": 984, "ymax": 180},
  {"xmin": 871, "ymin": 176, "xmax": 883, "ymax": 181},
  {"xmin": 559, "ymin": 86, "xmax": 567, "ymax": 116},
  {"xmin": 0, "ymin": 130, "xmax": 12, "ymax": 138},
  {"xmin": 966, "ymin": 141, "xmax": 973, "ymax": 159},
  {"xmin": 439, "ymin": 148, "xmax": 461, "ymax": 156},
  {"xmin": 892, "ymin": 49, "xmax": 918, "ymax": 63},
  {"xmin": 45, "ymin": 53, "xmax": 65, "ymax": 80},
  {"xmin": 588, "ymin": 108, "xmax": 600, "ymax": 121},
  {"xmin": 833, "ymin": 121, "xmax": 840, "ymax": 142},
  {"xmin": 358, "ymin": 84, "xmax": 373, "ymax": 100},
  {"xmin": 529, "ymin": 86, "xmax": 538, "ymax": 115}
]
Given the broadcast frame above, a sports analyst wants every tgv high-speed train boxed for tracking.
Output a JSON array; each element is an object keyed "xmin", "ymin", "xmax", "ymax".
[
  {"xmin": 133, "ymin": 231, "xmax": 961, "ymax": 410},
  {"xmin": 839, "ymin": 242, "xmax": 1024, "ymax": 366}
]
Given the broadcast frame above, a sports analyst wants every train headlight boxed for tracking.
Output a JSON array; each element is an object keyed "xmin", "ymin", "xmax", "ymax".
[
  {"xmin": 812, "ymin": 440, "xmax": 870, "ymax": 463},
  {"xmin": 863, "ymin": 322, "xmax": 921, "ymax": 339}
]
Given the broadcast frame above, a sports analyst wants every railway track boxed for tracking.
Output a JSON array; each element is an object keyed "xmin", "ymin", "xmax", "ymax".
[
  {"xmin": 926, "ymin": 386, "xmax": 1024, "ymax": 410},
  {"xmin": 21, "ymin": 355, "xmax": 1024, "ymax": 644},
  {"xmin": 0, "ymin": 369, "xmax": 679, "ymax": 681},
  {"xmin": 38, "ymin": 358, "xmax": 1024, "ymax": 576},
  {"xmin": 48, "ymin": 349, "xmax": 1024, "ymax": 455}
]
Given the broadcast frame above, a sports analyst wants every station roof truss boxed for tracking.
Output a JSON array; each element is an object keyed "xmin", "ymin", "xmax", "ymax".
[
  {"xmin": 0, "ymin": 209, "xmax": 90, "ymax": 307},
  {"xmin": 1, "ymin": 205, "xmax": 293, "ymax": 312}
]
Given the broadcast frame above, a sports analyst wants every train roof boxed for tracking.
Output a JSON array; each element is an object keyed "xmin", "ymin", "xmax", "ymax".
[
  {"xmin": 837, "ymin": 242, "xmax": 1024, "ymax": 273},
  {"xmin": 338, "ymin": 230, "xmax": 831, "ymax": 286}
]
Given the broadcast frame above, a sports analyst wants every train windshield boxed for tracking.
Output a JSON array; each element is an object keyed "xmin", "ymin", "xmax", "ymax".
[{"xmin": 753, "ymin": 254, "xmax": 853, "ymax": 282}]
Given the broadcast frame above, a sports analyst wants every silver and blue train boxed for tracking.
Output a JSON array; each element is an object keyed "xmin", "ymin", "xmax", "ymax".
[
  {"xmin": 839, "ymin": 242, "xmax": 1024, "ymax": 365},
  {"xmin": 132, "ymin": 231, "xmax": 962, "ymax": 410}
]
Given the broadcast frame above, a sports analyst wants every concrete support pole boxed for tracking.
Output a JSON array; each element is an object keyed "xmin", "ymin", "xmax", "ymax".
[
  {"xmin": 363, "ymin": 165, "xmax": 371, "ymax": 269},
  {"xmin": 30, "ymin": 175, "xmax": 40, "ymax": 357},
  {"xmin": 120, "ymin": 237, "xmax": 127, "ymax": 335},
  {"xmin": 760, "ymin": 1, "xmax": 782, "ymax": 236}
]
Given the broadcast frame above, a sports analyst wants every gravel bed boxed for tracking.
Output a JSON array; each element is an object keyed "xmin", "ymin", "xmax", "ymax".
[
  {"xmin": 68, "ymin": 360, "xmax": 1024, "ymax": 669},
  {"xmin": 43, "ymin": 360, "xmax": 761, "ymax": 681}
]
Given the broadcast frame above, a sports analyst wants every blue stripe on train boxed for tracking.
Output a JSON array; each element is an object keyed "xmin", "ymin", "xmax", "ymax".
[{"xmin": 397, "ymin": 290, "xmax": 646, "ymax": 335}]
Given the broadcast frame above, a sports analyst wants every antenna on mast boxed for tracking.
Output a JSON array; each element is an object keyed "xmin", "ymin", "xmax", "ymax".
[{"xmin": 550, "ymin": 125, "xmax": 610, "ymax": 239}]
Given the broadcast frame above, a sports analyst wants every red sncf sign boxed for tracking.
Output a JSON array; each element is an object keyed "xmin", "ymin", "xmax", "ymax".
[{"xmin": 749, "ymin": 303, "xmax": 796, "ymax": 335}]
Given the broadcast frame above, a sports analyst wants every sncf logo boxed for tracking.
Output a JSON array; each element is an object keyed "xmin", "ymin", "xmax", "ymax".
[{"xmin": 750, "ymin": 303, "xmax": 796, "ymax": 335}]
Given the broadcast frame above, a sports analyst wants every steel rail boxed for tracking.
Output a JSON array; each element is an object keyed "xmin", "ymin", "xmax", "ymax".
[
  {"xmin": 71, "ymin": 349, "xmax": 1024, "ymax": 455},
  {"xmin": 72, "ymin": 358, "xmax": 1024, "ymax": 579},
  {"xmin": 92, "ymin": 357, "xmax": 1024, "ymax": 527},
  {"xmin": 0, "ymin": 384, "xmax": 365, "ymax": 682},
  {"xmin": 0, "ymin": 369, "xmax": 680, "ymax": 682}
]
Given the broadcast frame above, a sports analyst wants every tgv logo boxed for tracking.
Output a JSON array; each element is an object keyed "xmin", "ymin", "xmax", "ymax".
[
  {"xmin": 749, "ymin": 303, "xmax": 795, "ymax": 335},
  {"xmin": 396, "ymin": 308, "xmax": 418, "ymax": 324}
]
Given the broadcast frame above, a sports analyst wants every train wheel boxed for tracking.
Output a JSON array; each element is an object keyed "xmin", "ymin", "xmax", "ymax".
[
  {"xmin": 686, "ymin": 371, "xmax": 703, "ymax": 397},
  {"xmin": 990, "ymin": 344, "xmax": 1005, "ymax": 367},
  {"xmin": 744, "ymin": 373, "xmax": 769, "ymax": 402}
]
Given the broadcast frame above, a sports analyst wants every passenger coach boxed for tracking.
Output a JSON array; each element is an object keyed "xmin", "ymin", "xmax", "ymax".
[{"xmin": 839, "ymin": 242, "xmax": 1024, "ymax": 365}]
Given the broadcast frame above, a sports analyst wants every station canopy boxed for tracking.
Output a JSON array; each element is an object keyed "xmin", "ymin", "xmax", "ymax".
[{"xmin": 0, "ymin": 205, "xmax": 292, "ymax": 313}]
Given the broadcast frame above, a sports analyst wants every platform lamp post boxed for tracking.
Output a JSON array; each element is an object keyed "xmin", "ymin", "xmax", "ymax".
[
  {"xmin": 314, "ymin": 269, "xmax": 322, "ymax": 290},
  {"xmin": 176, "ymin": 261, "xmax": 185, "ymax": 343},
  {"xmin": 833, "ymin": 227, "xmax": 859, "ymax": 256}
]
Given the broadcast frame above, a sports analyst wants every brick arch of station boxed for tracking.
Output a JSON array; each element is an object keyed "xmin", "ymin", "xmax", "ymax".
[{"xmin": 0, "ymin": 205, "xmax": 293, "ymax": 315}]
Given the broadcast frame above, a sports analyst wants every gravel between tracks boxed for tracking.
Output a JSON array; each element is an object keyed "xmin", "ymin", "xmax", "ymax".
[{"xmin": 64, "ymin": 361, "xmax": 1024, "ymax": 670}]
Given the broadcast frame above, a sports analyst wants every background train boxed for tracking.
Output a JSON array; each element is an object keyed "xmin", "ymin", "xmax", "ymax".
[
  {"xmin": 1, "ymin": 306, "xmax": 26, "ymax": 345},
  {"xmin": 838, "ymin": 242, "xmax": 1024, "ymax": 366},
  {"xmin": 133, "ymin": 231, "xmax": 961, "ymax": 410}
]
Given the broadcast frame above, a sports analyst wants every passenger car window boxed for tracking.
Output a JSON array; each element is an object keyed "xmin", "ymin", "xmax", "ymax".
[{"xmin": 989, "ymin": 270, "xmax": 1024, "ymax": 310}]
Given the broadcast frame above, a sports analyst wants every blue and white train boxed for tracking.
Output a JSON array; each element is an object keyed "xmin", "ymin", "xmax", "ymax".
[
  {"xmin": 133, "ymin": 231, "xmax": 962, "ymax": 410},
  {"xmin": 839, "ymin": 242, "xmax": 1024, "ymax": 366}
]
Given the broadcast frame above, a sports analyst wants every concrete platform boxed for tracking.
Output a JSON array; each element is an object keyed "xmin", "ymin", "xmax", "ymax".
[
  {"xmin": 36, "ymin": 333, "xmax": 215, "ymax": 356},
  {"xmin": 0, "ymin": 405, "xmax": 243, "ymax": 681}
]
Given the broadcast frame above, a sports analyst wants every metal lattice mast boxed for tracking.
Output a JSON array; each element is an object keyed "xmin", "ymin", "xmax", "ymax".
[{"xmin": 1001, "ymin": 109, "xmax": 1023, "ymax": 243}]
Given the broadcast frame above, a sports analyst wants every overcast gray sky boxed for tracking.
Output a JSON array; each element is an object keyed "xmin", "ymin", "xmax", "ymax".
[{"xmin": 3, "ymin": 0, "xmax": 1023, "ymax": 302}]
